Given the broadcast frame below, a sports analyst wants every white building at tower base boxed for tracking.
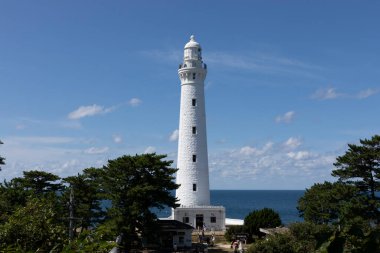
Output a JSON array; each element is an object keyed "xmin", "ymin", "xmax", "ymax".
[{"xmin": 173, "ymin": 206, "xmax": 226, "ymax": 231}]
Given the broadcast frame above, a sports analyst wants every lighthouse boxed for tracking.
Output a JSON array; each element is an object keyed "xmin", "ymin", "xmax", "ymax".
[
  {"xmin": 176, "ymin": 35, "xmax": 210, "ymax": 207},
  {"xmin": 173, "ymin": 36, "xmax": 225, "ymax": 231}
]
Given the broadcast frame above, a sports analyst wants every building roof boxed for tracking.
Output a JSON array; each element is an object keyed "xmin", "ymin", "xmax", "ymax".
[
  {"xmin": 184, "ymin": 35, "xmax": 201, "ymax": 49},
  {"xmin": 225, "ymin": 218, "xmax": 244, "ymax": 226},
  {"xmin": 259, "ymin": 227, "xmax": 290, "ymax": 235},
  {"xmin": 158, "ymin": 219, "xmax": 194, "ymax": 230}
]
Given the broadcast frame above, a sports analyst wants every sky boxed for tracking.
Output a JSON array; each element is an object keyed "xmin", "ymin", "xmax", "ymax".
[{"xmin": 1, "ymin": 1, "xmax": 379, "ymax": 189}]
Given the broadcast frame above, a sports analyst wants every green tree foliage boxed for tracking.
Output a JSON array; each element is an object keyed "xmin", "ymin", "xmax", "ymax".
[
  {"xmin": 18, "ymin": 170, "xmax": 62, "ymax": 195},
  {"xmin": 293, "ymin": 135, "xmax": 380, "ymax": 252},
  {"xmin": 0, "ymin": 196, "xmax": 66, "ymax": 252},
  {"xmin": 0, "ymin": 140, "xmax": 4, "ymax": 171},
  {"xmin": 0, "ymin": 179, "xmax": 29, "ymax": 224},
  {"xmin": 0, "ymin": 171, "xmax": 63, "ymax": 224},
  {"xmin": 289, "ymin": 222, "xmax": 333, "ymax": 252},
  {"xmin": 247, "ymin": 232, "xmax": 295, "ymax": 253},
  {"xmin": 332, "ymin": 135, "xmax": 380, "ymax": 223},
  {"xmin": 224, "ymin": 225, "xmax": 245, "ymax": 241},
  {"xmin": 297, "ymin": 182, "xmax": 358, "ymax": 224},
  {"xmin": 62, "ymin": 168, "xmax": 105, "ymax": 230},
  {"xmin": 101, "ymin": 153, "xmax": 179, "ymax": 250},
  {"xmin": 62, "ymin": 225, "xmax": 116, "ymax": 253},
  {"xmin": 315, "ymin": 220, "xmax": 380, "ymax": 253},
  {"xmin": 0, "ymin": 154, "xmax": 181, "ymax": 251},
  {"xmin": 247, "ymin": 222, "xmax": 334, "ymax": 253},
  {"xmin": 244, "ymin": 208, "xmax": 282, "ymax": 239}
]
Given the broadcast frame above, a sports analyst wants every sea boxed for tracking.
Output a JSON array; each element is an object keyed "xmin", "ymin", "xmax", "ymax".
[{"xmin": 155, "ymin": 190, "xmax": 305, "ymax": 225}]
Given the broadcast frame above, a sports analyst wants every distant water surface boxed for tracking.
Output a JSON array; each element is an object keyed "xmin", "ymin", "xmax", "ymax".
[
  {"xmin": 211, "ymin": 190, "xmax": 304, "ymax": 224},
  {"xmin": 156, "ymin": 190, "xmax": 304, "ymax": 225}
]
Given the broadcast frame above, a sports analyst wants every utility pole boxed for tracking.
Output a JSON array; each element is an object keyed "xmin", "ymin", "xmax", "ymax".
[
  {"xmin": 68, "ymin": 187, "xmax": 74, "ymax": 241},
  {"xmin": 66, "ymin": 186, "xmax": 82, "ymax": 242}
]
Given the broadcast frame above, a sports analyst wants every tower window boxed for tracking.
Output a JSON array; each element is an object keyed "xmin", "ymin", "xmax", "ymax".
[
  {"xmin": 192, "ymin": 155, "xmax": 197, "ymax": 162},
  {"xmin": 193, "ymin": 73, "xmax": 196, "ymax": 80},
  {"xmin": 192, "ymin": 126, "xmax": 197, "ymax": 134},
  {"xmin": 192, "ymin": 99, "xmax": 196, "ymax": 106},
  {"xmin": 193, "ymin": 184, "xmax": 197, "ymax": 191},
  {"xmin": 183, "ymin": 217, "xmax": 189, "ymax": 223},
  {"xmin": 210, "ymin": 217, "xmax": 216, "ymax": 223}
]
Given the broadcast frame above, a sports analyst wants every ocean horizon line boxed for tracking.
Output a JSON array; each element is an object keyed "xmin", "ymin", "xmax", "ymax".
[{"xmin": 210, "ymin": 189, "xmax": 305, "ymax": 191}]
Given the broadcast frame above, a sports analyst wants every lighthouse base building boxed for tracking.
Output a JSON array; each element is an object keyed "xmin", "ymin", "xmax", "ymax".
[
  {"xmin": 171, "ymin": 36, "xmax": 226, "ymax": 231},
  {"xmin": 173, "ymin": 206, "xmax": 226, "ymax": 231}
]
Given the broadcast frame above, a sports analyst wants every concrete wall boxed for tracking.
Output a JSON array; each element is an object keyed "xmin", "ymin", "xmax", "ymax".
[
  {"xmin": 172, "ymin": 230, "xmax": 193, "ymax": 248},
  {"xmin": 173, "ymin": 206, "xmax": 226, "ymax": 231}
]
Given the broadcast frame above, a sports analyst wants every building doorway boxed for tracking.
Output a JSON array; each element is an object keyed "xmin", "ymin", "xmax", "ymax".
[{"xmin": 196, "ymin": 214, "xmax": 204, "ymax": 229}]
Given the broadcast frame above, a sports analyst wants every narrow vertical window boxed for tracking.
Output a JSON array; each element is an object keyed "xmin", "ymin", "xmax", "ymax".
[
  {"xmin": 193, "ymin": 73, "xmax": 196, "ymax": 80},
  {"xmin": 192, "ymin": 99, "xmax": 196, "ymax": 106},
  {"xmin": 192, "ymin": 155, "xmax": 197, "ymax": 162},
  {"xmin": 192, "ymin": 126, "xmax": 197, "ymax": 134},
  {"xmin": 193, "ymin": 184, "xmax": 197, "ymax": 191}
]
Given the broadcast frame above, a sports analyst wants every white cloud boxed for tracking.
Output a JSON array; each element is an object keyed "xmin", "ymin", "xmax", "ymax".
[
  {"xmin": 205, "ymin": 52, "xmax": 321, "ymax": 78},
  {"xmin": 140, "ymin": 49, "xmax": 182, "ymax": 63},
  {"xmin": 11, "ymin": 117, "xmax": 83, "ymax": 130},
  {"xmin": 261, "ymin": 142, "xmax": 274, "ymax": 153},
  {"xmin": 169, "ymin": 129, "xmax": 179, "ymax": 142},
  {"xmin": 84, "ymin": 146, "xmax": 109, "ymax": 154},
  {"xmin": 239, "ymin": 142, "xmax": 273, "ymax": 156},
  {"xmin": 311, "ymin": 87, "xmax": 379, "ymax": 100},
  {"xmin": 143, "ymin": 49, "xmax": 320, "ymax": 78},
  {"xmin": 275, "ymin": 111, "xmax": 295, "ymax": 123},
  {"xmin": 1, "ymin": 145, "xmax": 83, "ymax": 180},
  {"xmin": 240, "ymin": 146, "xmax": 257, "ymax": 155},
  {"xmin": 216, "ymin": 138, "xmax": 227, "ymax": 144},
  {"xmin": 129, "ymin": 98, "xmax": 142, "ymax": 107},
  {"xmin": 284, "ymin": 137, "xmax": 302, "ymax": 149},
  {"xmin": 62, "ymin": 159, "xmax": 78, "ymax": 168},
  {"xmin": 208, "ymin": 139, "xmax": 337, "ymax": 189},
  {"xmin": 2, "ymin": 133, "xmax": 338, "ymax": 189},
  {"xmin": 311, "ymin": 88, "xmax": 340, "ymax": 100},
  {"xmin": 287, "ymin": 151, "xmax": 310, "ymax": 160},
  {"xmin": 113, "ymin": 135, "xmax": 123, "ymax": 143},
  {"xmin": 205, "ymin": 81, "xmax": 213, "ymax": 90},
  {"xmin": 15, "ymin": 124, "xmax": 26, "ymax": 130},
  {"xmin": 357, "ymin": 88, "xmax": 379, "ymax": 99},
  {"xmin": 144, "ymin": 146, "xmax": 156, "ymax": 154},
  {"xmin": 68, "ymin": 104, "xmax": 114, "ymax": 120},
  {"xmin": 6, "ymin": 136, "xmax": 74, "ymax": 145}
]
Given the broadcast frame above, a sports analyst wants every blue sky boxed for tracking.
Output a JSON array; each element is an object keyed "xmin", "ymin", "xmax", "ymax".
[{"xmin": 1, "ymin": 1, "xmax": 379, "ymax": 189}]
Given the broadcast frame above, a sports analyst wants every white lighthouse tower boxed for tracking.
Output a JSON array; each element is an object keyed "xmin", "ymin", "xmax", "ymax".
[
  {"xmin": 173, "ymin": 36, "xmax": 225, "ymax": 231},
  {"xmin": 176, "ymin": 35, "xmax": 210, "ymax": 207}
]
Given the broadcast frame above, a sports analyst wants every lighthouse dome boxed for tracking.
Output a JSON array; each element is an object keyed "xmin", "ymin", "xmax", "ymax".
[{"xmin": 184, "ymin": 35, "xmax": 201, "ymax": 49}]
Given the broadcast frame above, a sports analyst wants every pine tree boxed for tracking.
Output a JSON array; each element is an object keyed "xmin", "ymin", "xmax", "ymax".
[
  {"xmin": 332, "ymin": 135, "xmax": 380, "ymax": 223},
  {"xmin": 101, "ymin": 153, "xmax": 179, "ymax": 250},
  {"xmin": 244, "ymin": 208, "xmax": 282, "ymax": 238},
  {"xmin": 0, "ymin": 140, "xmax": 5, "ymax": 171}
]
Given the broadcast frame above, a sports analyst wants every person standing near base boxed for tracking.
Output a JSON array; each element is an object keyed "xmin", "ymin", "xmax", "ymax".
[{"xmin": 238, "ymin": 240, "xmax": 244, "ymax": 253}]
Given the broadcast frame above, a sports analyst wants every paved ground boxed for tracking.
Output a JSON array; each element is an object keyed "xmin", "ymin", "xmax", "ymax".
[
  {"xmin": 205, "ymin": 243, "xmax": 248, "ymax": 253},
  {"xmin": 140, "ymin": 244, "xmax": 248, "ymax": 253},
  {"xmin": 208, "ymin": 245, "xmax": 234, "ymax": 252}
]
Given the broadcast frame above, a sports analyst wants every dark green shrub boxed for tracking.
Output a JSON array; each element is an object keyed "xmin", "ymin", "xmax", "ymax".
[
  {"xmin": 224, "ymin": 225, "xmax": 245, "ymax": 241},
  {"xmin": 244, "ymin": 208, "xmax": 282, "ymax": 238}
]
